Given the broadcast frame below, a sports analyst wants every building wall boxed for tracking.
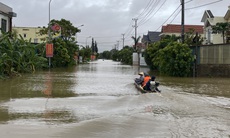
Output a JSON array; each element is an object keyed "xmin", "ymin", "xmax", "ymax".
[
  {"xmin": 139, "ymin": 53, "xmax": 147, "ymax": 66},
  {"xmin": 0, "ymin": 2, "xmax": 13, "ymax": 34},
  {"xmin": 199, "ymin": 44, "xmax": 230, "ymax": 64},
  {"xmin": 132, "ymin": 53, "xmax": 138, "ymax": 66},
  {"xmin": 197, "ymin": 64, "xmax": 230, "ymax": 77},
  {"xmin": 204, "ymin": 27, "xmax": 224, "ymax": 45},
  {"xmin": 213, "ymin": 34, "xmax": 224, "ymax": 44},
  {"xmin": 13, "ymin": 27, "xmax": 47, "ymax": 43},
  {"xmin": 193, "ymin": 43, "xmax": 230, "ymax": 77},
  {"xmin": 203, "ymin": 16, "xmax": 229, "ymax": 44},
  {"xmin": 0, "ymin": 14, "xmax": 8, "ymax": 32}
]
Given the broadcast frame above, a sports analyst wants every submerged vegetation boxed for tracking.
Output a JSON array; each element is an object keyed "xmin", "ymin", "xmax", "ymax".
[
  {"xmin": 145, "ymin": 34, "xmax": 195, "ymax": 77},
  {"xmin": 0, "ymin": 19, "xmax": 87, "ymax": 78},
  {"xmin": 99, "ymin": 46, "xmax": 133, "ymax": 65},
  {"xmin": 0, "ymin": 33, "xmax": 47, "ymax": 78}
]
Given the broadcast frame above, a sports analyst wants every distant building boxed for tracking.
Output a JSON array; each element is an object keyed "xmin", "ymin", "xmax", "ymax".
[
  {"xmin": 201, "ymin": 6, "xmax": 230, "ymax": 44},
  {"xmin": 13, "ymin": 26, "xmax": 61, "ymax": 43},
  {"xmin": 0, "ymin": 2, "xmax": 17, "ymax": 35},
  {"xmin": 13, "ymin": 27, "xmax": 47, "ymax": 43},
  {"xmin": 160, "ymin": 24, "xmax": 204, "ymax": 37},
  {"xmin": 141, "ymin": 31, "xmax": 161, "ymax": 45}
]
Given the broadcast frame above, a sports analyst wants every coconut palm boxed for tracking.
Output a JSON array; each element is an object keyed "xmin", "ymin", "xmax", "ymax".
[{"xmin": 131, "ymin": 36, "xmax": 141, "ymax": 52}]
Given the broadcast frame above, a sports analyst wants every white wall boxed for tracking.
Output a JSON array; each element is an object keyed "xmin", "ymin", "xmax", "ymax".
[
  {"xmin": 132, "ymin": 53, "xmax": 138, "ymax": 66},
  {"xmin": 132, "ymin": 52, "xmax": 147, "ymax": 66}
]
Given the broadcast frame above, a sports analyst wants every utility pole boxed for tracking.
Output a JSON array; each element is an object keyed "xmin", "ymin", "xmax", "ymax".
[
  {"xmin": 121, "ymin": 34, "xmax": 125, "ymax": 48},
  {"xmin": 181, "ymin": 0, "xmax": 185, "ymax": 43},
  {"xmin": 132, "ymin": 18, "xmax": 138, "ymax": 48},
  {"xmin": 117, "ymin": 41, "xmax": 119, "ymax": 50},
  {"xmin": 132, "ymin": 18, "xmax": 140, "ymax": 66},
  {"xmin": 47, "ymin": 0, "xmax": 53, "ymax": 68}
]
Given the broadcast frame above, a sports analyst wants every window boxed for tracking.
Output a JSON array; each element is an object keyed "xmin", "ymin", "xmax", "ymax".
[
  {"xmin": 24, "ymin": 34, "xmax": 27, "ymax": 38},
  {"xmin": 1, "ymin": 19, "xmax": 7, "ymax": 32},
  {"xmin": 22, "ymin": 29, "xmax": 29, "ymax": 31},
  {"xmin": 34, "ymin": 38, "xmax": 38, "ymax": 43}
]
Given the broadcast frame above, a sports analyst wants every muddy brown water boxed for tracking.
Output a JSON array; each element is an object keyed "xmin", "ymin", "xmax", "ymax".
[{"xmin": 0, "ymin": 60, "xmax": 229, "ymax": 138}]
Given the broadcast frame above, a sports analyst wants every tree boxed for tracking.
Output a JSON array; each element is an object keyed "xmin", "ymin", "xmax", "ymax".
[
  {"xmin": 145, "ymin": 35, "xmax": 176, "ymax": 70},
  {"xmin": 118, "ymin": 46, "xmax": 133, "ymax": 65},
  {"xmin": 79, "ymin": 47, "xmax": 92, "ymax": 62},
  {"xmin": 184, "ymin": 29, "xmax": 203, "ymax": 46},
  {"xmin": 99, "ymin": 51, "xmax": 111, "ymax": 59},
  {"xmin": 212, "ymin": 22, "xmax": 230, "ymax": 44},
  {"xmin": 91, "ymin": 38, "xmax": 95, "ymax": 53},
  {"xmin": 39, "ymin": 18, "xmax": 81, "ymax": 42},
  {"xmin": 145, "ymin": 35, "xmax": 194, "ymax": 77},
  {"xmin": 157, "ymin": 42, "xmax": 194, "ymax": 77},
  {"xmin": 38, "ymin": 19, "xmax": 80, "ymax": 67},
  {"xmin": 131, "ymin": 36, "xmax": 141, "ymax": 52},
  {"xmin": 0, "ymin": 32, "xmax": 47, "ymax": 78},
  {"xmin": 94, "ymin": 41, "xmax": 98, "ymax": 53}
]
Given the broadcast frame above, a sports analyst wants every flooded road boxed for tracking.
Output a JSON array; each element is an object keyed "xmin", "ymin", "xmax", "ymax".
[{"xmin": 0, "ymin": 60, "xmax": 230, "ymax": 138}]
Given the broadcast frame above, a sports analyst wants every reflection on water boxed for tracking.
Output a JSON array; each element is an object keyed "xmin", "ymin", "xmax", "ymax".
[
  {"xmin": 0, "ymin": 60, "xmax": 230, "ymax": 138},
  {"xmin": 42, "ymin": 72, "xmax": 52, "ymax": 97},
  {"xmin": 161, "ymin": 77, "xmax": 230, "ymax": 98}
]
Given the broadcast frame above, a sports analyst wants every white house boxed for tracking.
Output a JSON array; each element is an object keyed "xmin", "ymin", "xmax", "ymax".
[
  {"xmin": 201, "ymin": 6, "xmax": 230, "ymax": 44},
  {"xmin": 0, "ymin": 2, "xmax": 16, "ymax": 35}
]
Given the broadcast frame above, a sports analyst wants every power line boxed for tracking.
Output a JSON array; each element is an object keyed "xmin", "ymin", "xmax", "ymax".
[
  {"xmin": 136, "ymin": 0, "xmax": 155, "ymax": 19},
  {"xmin": 186, "ymin": 0, "xmax": 223, "ymax": 10},
  {"xmin": 154, "ymin": 4, "xmax": 181, "ymax": 31},
  {"xmin": 124, "ymin": 19, "xmax": 135, "ymax": 39},
  {"xmin": 138, "ymin": 0, "xmax": 160, "ymax": 25},
  {"xmin": 168, "ymin": 9, "xmax": 182, "ymax": 24},
  {"xmin": 139, "ymin": 0, "xmax": 167, "ymax": 26}
]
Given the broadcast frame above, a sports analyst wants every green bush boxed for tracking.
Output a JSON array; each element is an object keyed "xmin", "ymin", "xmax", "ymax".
[
  {"xmin": 0, "ymin": 33, "xmax": 47, "ymax": 78},
  {"xmin": 157, "ymin": 42, "xmax": 194, "ymax": 77}
]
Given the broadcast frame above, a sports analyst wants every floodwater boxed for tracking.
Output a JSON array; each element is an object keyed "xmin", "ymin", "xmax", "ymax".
[{"xmin": 0, "ymin": 59, "xmax": 230, "ymax": 138}]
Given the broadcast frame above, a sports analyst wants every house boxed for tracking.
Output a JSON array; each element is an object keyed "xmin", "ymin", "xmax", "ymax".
[
  {"xmin": 201, "ymin": 6, "xmax": 230, "ymax": 44},
  {"xmin": 13, "ymin": 26, "xmax": 61, "ymax": 43},
  {"xmin": 13, "ymin": 27, "xmax": 47, "ymax": 43},
  {"xmin": 0, "ymin": 2, "xmax": 16, "ymax": 35},
  {"xmin": 160, "ymin": 24, "xmax": 204, "ymax": 37},
  {"xmin": 141, "ymin": 31, "xmax": 161, "ymax": 45}
]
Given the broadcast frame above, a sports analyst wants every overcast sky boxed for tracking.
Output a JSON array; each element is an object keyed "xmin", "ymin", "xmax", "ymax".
[{"xmin": 2, "ymin": 0, "xmax": 230, "ymax": 52}]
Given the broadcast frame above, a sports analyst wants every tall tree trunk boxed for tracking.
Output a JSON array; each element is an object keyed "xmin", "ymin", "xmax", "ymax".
[{"xmin": 222, "ymin": 31, "xmax": 225, "ymax": 43}]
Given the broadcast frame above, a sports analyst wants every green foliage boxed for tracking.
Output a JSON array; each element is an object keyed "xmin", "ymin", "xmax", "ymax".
[
  {"xmin": 131, "ymin": 36, "xmax": 141, "ymax": 52},
  {"xmin": 38, "ymin": 18, "xmax": 81, "ymax": 42},
  {"xmin": 118, "ymin": 46, "xmax": 133, "ymax": 65},
  {"xmin": 51, "ymin": 38, "xmax": 78, "ymax": 67},
  {"xmin": 212, "ymin": 22, "xmax": 230, "ymax": 43},
  {"xmin": 0, "ymin": 33, "xmax": 47, "ymax": 78},
  {"xmin": 145, "ymin": 39, "xmax": 172, "ymax": 70},
  {"xmin": 111, "ymin": 49, "xmax": 119, "ymax": 61},
  {"xmin": 38, "ymin": 18, "xmax": 81, "ymax": 67},
  {"xmin": 145, "ymin": 43, "xmax": 159, "ymax": 70},
  {"xmin": 157, "ymin": 42, "xmax": 194, "ymax": 77},
  {"xmin": 79, "ymin": 47, "xmax": 92, "ymax": 62},
  {"xmin": 52, "ymin": 19, "xmax": 80, "ymax": 41},
  {"xmin": 145, "ymin": 35, "xmax": 194, "ymax": 77},
  {"xmin": 184, "ymin": 29, "xmax": 203, "ymax": 46},
  {"xmin": 99, "ymin": 51, "xmax": 111, "ymax": 59},
  {"xmin": 98, "ymin": 46, "xmax": 133, "ymax": 65}
]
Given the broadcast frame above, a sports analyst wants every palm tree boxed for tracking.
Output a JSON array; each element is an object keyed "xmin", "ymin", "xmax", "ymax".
[
  {"xmin": 131, "ymin": 36, "xmax": 141, "ymax": 52},
  {"xmin": 212, "ymin": 22, "xmax": 230, "ymax": 44}
]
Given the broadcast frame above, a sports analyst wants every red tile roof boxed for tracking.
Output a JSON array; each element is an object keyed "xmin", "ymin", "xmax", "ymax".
[{"xmin": 162, "ymin": 24, "xmax": 204, "ymax": 34}]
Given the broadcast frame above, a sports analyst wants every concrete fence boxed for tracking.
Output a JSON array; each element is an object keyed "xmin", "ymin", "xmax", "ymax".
[
  {"xmin": 191, "ymin": 44, "xmax": 230, "ymax": 77},
  {"xmin": 199, "ymin": 44, "xmax": 230, "ymax": 64}
]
